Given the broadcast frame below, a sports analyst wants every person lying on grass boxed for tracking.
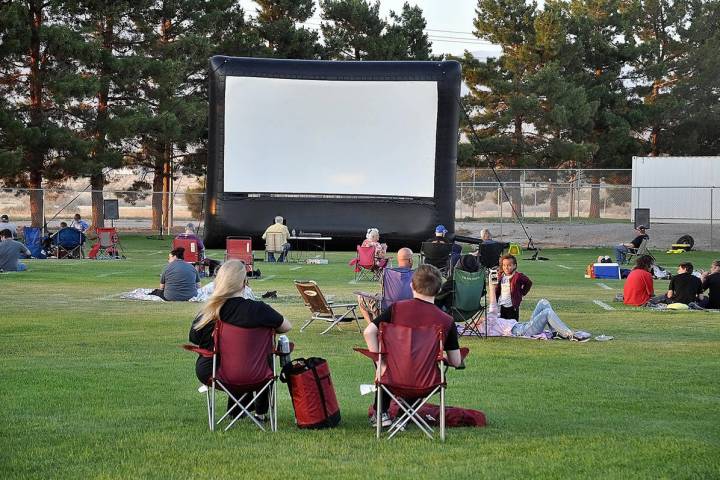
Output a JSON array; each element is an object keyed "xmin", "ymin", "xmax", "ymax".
[
  {"xmin": 190, "ymin": 260, "xmax": 292, "ymax": 421},
  {"xmin": 479, "ymin": 273, "xmax": 590, "ymax": 341}
]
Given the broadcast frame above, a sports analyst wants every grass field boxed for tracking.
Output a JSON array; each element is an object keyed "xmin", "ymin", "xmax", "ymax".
[{"xmin": 2, "ymin": 236, "xmax": 719, "ymax": 479}]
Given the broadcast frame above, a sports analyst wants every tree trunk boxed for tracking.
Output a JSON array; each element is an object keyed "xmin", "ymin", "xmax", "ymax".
[
  {"xmin": 589, "ymin": 174, "xmax": 601, "ymax": 218},
  {"xmin": 28, "ymin": 2, "xmax": 44, "ymax": 228},
  {"xmin": 162, "ymin": 144, "xmax": 172, "ymax": 233},
  {"xmin": 549, "ymin": 171, "xmax": 558, "ymax": 218},
  {"xmin": 510, "ymin": 115, "xmax": 523, "ymax": 216},
  {"xmin": 91, "ymin": 174, "xmax": 105, "ymax": 230},
  {"xmin": 152, "ymin": 166, "xmax": 163, "ymax": 231}
]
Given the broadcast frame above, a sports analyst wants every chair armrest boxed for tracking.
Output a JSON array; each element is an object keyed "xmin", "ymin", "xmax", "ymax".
[
  {"xmin": 444, "ymin": 347, "xmax": 470, "ymax": 370},
  {"xmin": 353, "ymin": 347, "xmax": 380, "ymax": 362},
  {"xmin": 333, "ymin": 303, "xmax": 358, "ymax": 309},
  {"xmin": 182, "ymin": 344, "xmax": 213, "ymax": 357}
]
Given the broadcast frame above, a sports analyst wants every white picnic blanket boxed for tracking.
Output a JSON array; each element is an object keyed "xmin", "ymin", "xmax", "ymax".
[{"xmin": 120, "ymin": 284, "xmax": 256, "ymax": 302}]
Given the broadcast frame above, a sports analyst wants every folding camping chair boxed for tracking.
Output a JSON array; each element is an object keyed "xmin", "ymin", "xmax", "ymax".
[
  {"xmin": 52, "ymin": 227, "xmax": 85, "ymax": 259},
  {"xmin": 353, "ymin": 245, "xmax": 385, "ymax": 282},
  {"xmin": 380, "ymin": 267, "xmax": 414, "ymax": 312},
  {"xmin": 264, "ymin": 231, "xmax": 288, "ymax": 262},
  {"xmin": 173, "ymin": 236, "xmax": 202, "ymax": 263},
  {"xmin": 93, "ymin": 227, "xmax": 124, "ymax": 259},
  {"xmin": 354, "ymin": 323, "xmax": 469, "ymax": 441},
  {"xmin": 295, "ymin": 280, "xmax": 361, "ymax": 334},
  {"xmin": 182, "ymin": 321, "xmax": 287, "ymax": 432},
  {"xmin": 225, "ymin": 236, "xmax": 254, "ymax": 273},
  {"xmin": 626, "ymin": 238, "xmax": 654, "ymax": 263},
  {"xmin": 450, "ymin": 269, "xmax": 487, "ymax": 336},
  {"xmin": 421, "ymin": 242, "xmax": 453, "ymax": 277},
  {"xmin": 23, "ymin": 226, "xmax": 45, "ymax": 259}
]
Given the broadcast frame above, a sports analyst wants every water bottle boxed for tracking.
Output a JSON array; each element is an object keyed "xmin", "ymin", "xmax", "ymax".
[
  {"xmin": 278, "ymin": 335, "xmax": 291, "ymax": 367},
  {"xmin": 291, "ymin": 229, "xmax": 296, "ymax": 237}
]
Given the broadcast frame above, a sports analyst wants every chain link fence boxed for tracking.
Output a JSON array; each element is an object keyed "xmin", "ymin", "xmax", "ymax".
[{"xmin": 2, "ymin": 168, "xmax": 719, "ymax": 249}]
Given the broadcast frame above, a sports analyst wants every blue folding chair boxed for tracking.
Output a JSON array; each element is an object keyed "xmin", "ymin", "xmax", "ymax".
[
  {"xmin": 23, "ymin": 226, "xmax": 46, "ymax": 259},
  {"xmin": 380, "ymin": 267, "xmax": 415, "ymax": 311},
  {"xmin": 52, "ymin": 227, "xmax": 85, "ymax": 259}
]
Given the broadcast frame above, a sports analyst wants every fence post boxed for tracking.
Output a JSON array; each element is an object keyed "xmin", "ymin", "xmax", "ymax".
[{"xmin": 711, "ymin": 187, "xmax": 714, "ymax": 251}]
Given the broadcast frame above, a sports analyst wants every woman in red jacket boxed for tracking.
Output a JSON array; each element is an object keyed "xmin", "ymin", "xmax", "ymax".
[
  {"xmin": 623, "ymin": 255, "xmax": 655, "ymax": 306},
  {"xmin": 495, "ymin": 254, "xmax": 533, "ymax": 320}
]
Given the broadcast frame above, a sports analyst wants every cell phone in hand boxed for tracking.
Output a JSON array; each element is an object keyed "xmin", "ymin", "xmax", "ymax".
[{"xmin": 489, "ymin": 267, "xmax": 499, "ymax": 285}]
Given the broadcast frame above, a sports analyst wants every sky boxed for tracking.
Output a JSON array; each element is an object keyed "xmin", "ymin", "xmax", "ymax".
[{"xmin": 238, "ymin": 0, "xmax": 502, "ymax": 59}]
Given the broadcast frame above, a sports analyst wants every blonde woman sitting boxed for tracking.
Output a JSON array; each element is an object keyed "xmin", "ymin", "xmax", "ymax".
[
  {"xmin": 361, "ymin": 227, "xmax": 389, "ymax": 269},
  {"xmin": 189, "ymin": 260, "xmax": 292, "ymax": 420}
]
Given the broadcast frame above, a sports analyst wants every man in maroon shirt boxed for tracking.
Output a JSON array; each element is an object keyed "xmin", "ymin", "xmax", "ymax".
[{"xmin": 363, "ymin": 264, "xmax": 461, "ymax": 426}]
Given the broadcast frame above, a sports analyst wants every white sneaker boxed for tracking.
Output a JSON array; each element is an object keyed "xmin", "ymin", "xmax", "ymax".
[
  {"xmin": 572, "ymin": 331, "xmax": 592, "ymax": 342},
  {"xmin": 370, "ymin": 413, "xmax": 392, "ymax": 428}
]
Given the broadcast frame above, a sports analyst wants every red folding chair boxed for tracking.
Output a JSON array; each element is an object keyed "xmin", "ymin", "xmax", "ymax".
[
  {"xmin": 225, "ymin": 236, "xmax": 253, "ymax": 272},
  {"xmin": 172, "ymin": 237, "xmax": 202, "ymax": 263},
  {"xmin": 355, "ymin": 323, "xmax": 469, "ymax": 441},
  {"xmin": 183, "ymin": 321, "xmax": 288, "ymax": 432},
  {"xmin": 353, "ymin": 245, "xmax": 384, "ymax": 281},
  {"xmin": 94, "ymin": 227, "xmax": 124, "ymax": 259}
]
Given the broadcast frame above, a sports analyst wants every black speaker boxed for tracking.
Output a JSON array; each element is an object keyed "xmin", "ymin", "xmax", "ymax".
[
  {"xmin": 103, "ymin": 199, "xmax": 119, "ymax": 220},
  {"xmin": 634, "ymin": 208, "xmax": 650, "ymax": 229}
]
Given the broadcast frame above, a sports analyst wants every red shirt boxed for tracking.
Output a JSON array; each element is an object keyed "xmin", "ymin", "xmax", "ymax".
[{"xmin": 623, "ymin": 268, "xmax": 654, "ymax": 306}]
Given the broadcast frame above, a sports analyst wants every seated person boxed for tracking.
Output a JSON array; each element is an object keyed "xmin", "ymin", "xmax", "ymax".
[
  {"xmin": 480, "ymin": 274, "xmax": 590, "ymax": 340},
  {"xmin": 361, "ymin": 228, "xmax": 388, "ymax": 269},
  {"xmin": 0, "ymin": 229, "xmax": 31, "ymax": 271},
  {"xmin": 42, "ymin": 222, "xmax": 67, "ymax": 253},
  {"xmin": 363, "ymin": 264, "xmax": 461, "ymax": 427},
  {"xmin": 623, "ymin": 255, "xmax": 655, "ymax": 306},
  {"xmin": 425, "ymin": 224, "xmax": 462, "ymax": 268},
  {"xmin": 614, "ymin": 225, "xmax": 648, "ymax": 264},
  {"xmin": 435, "ymin": 253, "xmax": 482, "ymax": 311},
  {"xmin": 649, "ymin": 262, "xmax": 704, "ymax": 306},
  {"xmin": 700, "ymin": 260, "xmax": 720, "ymax": 309},
  {"xmin": 480, "ymin": 228, "xmax": 497, "ymax": 244},
  {"xmin": 0, "ymin": 214, "xmax": 18, "ymax": 239},
  {"xmin": 357, "ymin": 247, "xmax": 414, "ymax": 324},
  {"xmin": 189, "ymin": 260, "xmax": 292, "ymax": 420},
  {"xmin": 175, "ymin": 223, "xmax": 205, "ymax": 265},
  {"xmin": 150, "ymin": 247, "xmax": 201, "ymax": 301},
  {"xmin": 70, "ymin": 213, "xmax": 89, "ymax": 233},
  {"xmin": 262, "ymin": 216, "xmax": 291, "ymax": 262}
]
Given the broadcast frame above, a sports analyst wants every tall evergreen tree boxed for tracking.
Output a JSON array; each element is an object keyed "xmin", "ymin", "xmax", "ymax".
[
  {"xmin": 464, "ymin": 0, "xmax": 542, "ymax": 214},
  {"xmin": 665, "ymin": 0, "xmax": 720, "ymax": 154},
  {"xmin": 59, "ymin": 0, "xmax": 152, "ymax": 229},
  {"xmin": 320, "ymin": 0, "xmax": 385, "ymax": 60},
  {"xmin": 0, "ymin": 0, "xmax": 88, "ymax": 227},
  {"xmin": 129, "ymin": 0, "xmax": 260, "ymax": 231},
  {"xmin": 383, "ymin": 3, "xmax": 436, "ymax": 60},
  {"xmin": 255, "ymin": 0, "xmax": 321, "ymax": 59},
  {"xmin": 565, "ymin": 0, "xmax": 642, "ymax": 217},
  {"xmin": 626, "ymin": 0, "xmax": 689, "ymax": 156}
]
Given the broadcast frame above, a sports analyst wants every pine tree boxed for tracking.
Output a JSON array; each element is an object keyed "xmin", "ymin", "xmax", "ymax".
[
  {"xmin": 464, "ymin": 0, "xmax": 543, "ymax": 215},
  {"xmin": 383, "ymin": 3, "xmax": 436, "ymax": 60},
  {"xmin": 129, "ymin": 0, "xmax": 261, "ymax": 231},
  {"xmin": 57, "ymin": 0, "xmax": 153, "ymax": 229},
  {"xmin": 255, "ymin": 0, "xmax": 321, "ymax": 59},
  {"xmin": 565, "ymin": 0, "xmax": 643, "ymax": 217},
  {"xmin": 0, "ymin": 0, "xmax": 88, "ymax": 227},
  {"xmin": 320, "ymin": 0, "xmax": 386, "ymax": 60}
]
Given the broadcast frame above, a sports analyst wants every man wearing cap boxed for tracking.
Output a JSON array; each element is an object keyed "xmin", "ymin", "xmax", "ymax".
[
  {"xmin": 426, "ymin": 224, "xmax": 462, "ymax": 267},
  {"xmin": 0, "ymin": 215, "xmax": 18, "ymax": 239},
  {"xmin": 614, "ymin": 225, "xmax": 649, "ymax": 264}
]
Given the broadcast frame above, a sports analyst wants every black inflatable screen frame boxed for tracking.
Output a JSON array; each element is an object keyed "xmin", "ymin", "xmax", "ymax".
[{"xmin": 204, "ymin": 56, "xmax": 460, "ymax": 249}]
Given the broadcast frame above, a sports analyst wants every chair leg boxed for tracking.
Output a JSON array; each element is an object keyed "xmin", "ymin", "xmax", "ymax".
[
  {"xmin": 210, "ymin": 383, "xmax": 216, "ymax": 432},
  {"xmin": 205, "ymin": 388, "xmax": 212, "ymax": 431},
  {"xmin": 376, "ymin": 387, "xmax": 382, "ymax": 439},
  {"xmin": 440, "ymin": 386, "xmax": 446, "ymax": 442}
]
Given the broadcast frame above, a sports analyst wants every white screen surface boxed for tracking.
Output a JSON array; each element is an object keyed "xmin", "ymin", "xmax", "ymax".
[{"xmin": 223, "ymin": 77, "xmax": 438, "ymax": 197}]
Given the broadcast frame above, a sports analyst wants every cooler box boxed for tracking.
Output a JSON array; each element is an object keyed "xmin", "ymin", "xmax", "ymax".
[{"xmin": 593, "ymin": 263, "xmax": 620, "ymax": 279}]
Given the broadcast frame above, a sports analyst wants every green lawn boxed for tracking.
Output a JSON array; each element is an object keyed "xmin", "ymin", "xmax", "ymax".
[{"xmin": 1, "ymin": 236, "xmax": 719, "ymax": 479}]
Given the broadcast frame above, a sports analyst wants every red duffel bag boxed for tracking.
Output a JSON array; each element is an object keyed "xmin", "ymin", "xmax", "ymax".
[{"xmin": 280, "ymin": 357, "xmax": 341, "ymax": 429}]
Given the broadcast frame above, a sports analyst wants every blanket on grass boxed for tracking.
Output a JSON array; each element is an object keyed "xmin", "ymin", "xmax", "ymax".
[{"xmin": 120, "ymin": 284, "xmax": 256, "ymax": 302}]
